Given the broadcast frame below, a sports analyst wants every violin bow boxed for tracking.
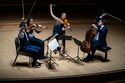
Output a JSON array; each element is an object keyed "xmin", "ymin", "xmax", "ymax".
[
  {"xmin": 22, "ymin": 0, "xmax": 25, "ymax": 18},
  {"xmin": 103, "ymin": 11, "xmax": 123, "ymax": 22},
  {"xmin": 26, "ymin": 0, "xmax": 37, "ymax": 21}
]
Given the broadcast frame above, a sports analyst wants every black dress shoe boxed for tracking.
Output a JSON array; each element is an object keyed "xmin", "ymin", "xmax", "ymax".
[
  {"xmin": 41, "ymin": 56, "xmax": 47, "ymax": 59},
  {"xmin": 82, "ymin": 58, "xmax": 90, "ymax": 62},
  {"xmin": 107, "ymin": 46, "xmax": 111, "ymax": 50},
  {"xmin": 36, "ymin": 61, "xmax": 42, "ymax": 65},
  {"xmin": 90, "ymin": 58, "xmax": 94, "ymax": 61},
  {"xmin": 57, "ymin": 47, "xmax": 61, "ymax": 51},
  {"xmin": 53, "ymin": 50, "xmax": 57, "ymax": 54},
  {"xmin": 32, "ymin": 62, "xmax": 41, "ymax": 68},
  {"xmin": 32, "ymin": 65, "xmax": 40, "ymax": 68}
]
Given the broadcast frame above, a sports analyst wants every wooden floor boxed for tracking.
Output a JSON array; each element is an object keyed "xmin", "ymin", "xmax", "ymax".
[{"xmin": 0, "ymin": 19, "xmax": 125, "ymax": 80}]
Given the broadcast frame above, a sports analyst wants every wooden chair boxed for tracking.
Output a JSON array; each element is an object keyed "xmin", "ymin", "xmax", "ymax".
[{"xmin": 12, "ymin": 37, "xmax": 33, "ymax": 67}]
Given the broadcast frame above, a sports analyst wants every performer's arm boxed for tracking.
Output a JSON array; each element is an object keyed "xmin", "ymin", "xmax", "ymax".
[
  {"xmin": 50, "ymin": 4, "xmax": 61, "ymax": 22},
  {"xmin": 62, "ymin": 25, "xmax": 71, "ymax": 31},
  {"xmin": 100, "ymin": 13, "xmax": 107, "ymax": 18},
  {"xmin": 18, "ymin": 29, "xmax": 24, "ymax": 39},
  {"xmin": 62, "ymin": 28, "xmax": 67, "ymax": 31},
  {"xmin": 62, "ymin": 20, "xmax": 71, "ymax": 31},
  {"xmin": 91, "ymin": 24, "xmax": 98, "ymax": 29}
]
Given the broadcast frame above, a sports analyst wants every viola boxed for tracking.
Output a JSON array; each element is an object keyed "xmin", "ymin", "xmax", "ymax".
[{"xmin": 60, "ymin": 19, "xmax": 70, "ymax": 28}]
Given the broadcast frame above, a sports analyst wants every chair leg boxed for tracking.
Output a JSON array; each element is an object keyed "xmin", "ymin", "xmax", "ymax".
[
  {"xmin": 29, "ymin": 57, "xmax": 32, "ymax": 68},
  {"xmin": 105, "ymin": 51, "xmax": 108, "ymax": 61},
  {"xmin": 103, "ymin": 51, "xmax": 110, "ymax": 62},
  {"xmin": 12, "ymin": 53, "xmax": 19, "ymax": 66}
]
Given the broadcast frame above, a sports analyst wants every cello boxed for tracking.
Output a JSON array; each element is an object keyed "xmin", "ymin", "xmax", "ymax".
[
  {"xmin": 80, "ymin": 26, "xmax": 96, "ymax": 53},
  {"xmin": 80, "ymin": 12, "xmax": 123, "ymax": 53}
]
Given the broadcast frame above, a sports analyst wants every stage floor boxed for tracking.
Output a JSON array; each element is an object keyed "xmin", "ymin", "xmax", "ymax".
[{"xmin": 0, "ymin": 19, "xmax": 125, "ymax": 80}]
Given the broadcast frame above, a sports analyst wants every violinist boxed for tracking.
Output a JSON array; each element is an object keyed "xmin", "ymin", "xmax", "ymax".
[
  {"xmin": 18, "ymin": 24, "xmax": 44, "ymax": 67},
  {"xmin": 83, "ymin": 13, "xmax": 108, "ymax": 62},
  {"xmin": 26, "ymin": 18, "xmax": 47, "ymax": 59},
  {"xmin": 18, "ymin": 0, "xmax": 46, "ymax": 67},
  {"xmin": 49, "ymin": 4, "xmax": 71, "ymax": 55}
]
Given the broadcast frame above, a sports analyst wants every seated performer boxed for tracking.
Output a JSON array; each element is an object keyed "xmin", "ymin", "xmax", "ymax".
[
  {"xmin": 26, "ymin": 18, "xmax": 46, "ymax": 57},
  {"xmin": 49, "ymin": 4, "xmax": 71, "ymax": 54},
  {"xmin": 18, "ymin": 26, "xmax": 43, "ymax": 67},
  {"xmin": 83, "ymin": 13, "xmax": 110, "ymax": 62}
]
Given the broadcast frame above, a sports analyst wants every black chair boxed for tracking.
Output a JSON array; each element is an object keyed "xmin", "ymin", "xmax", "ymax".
[
  {"xmin": 96, "ymin": 46, "xmax": 111, "ymax": 62},
  {"xmin": 12, "ymin": 37, "xmax": 33, "ymax": 67}
]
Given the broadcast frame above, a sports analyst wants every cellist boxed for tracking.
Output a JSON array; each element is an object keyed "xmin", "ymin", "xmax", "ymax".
[{"xmin": 83, "ymin": 13, "xmax": 108, "ymax": 62}]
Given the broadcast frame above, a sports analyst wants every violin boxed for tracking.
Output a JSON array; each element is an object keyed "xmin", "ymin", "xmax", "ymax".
[
  {"xmin": 61, "ymin": 19, "xmax": 70, "ymax": 28},
  {"xmin": 26, "ymin": 24, "xmax": 47, "ymax": 33},
  {"xmin": 35, "ymin": 24, "xmax": 48, "ymax": 33}
]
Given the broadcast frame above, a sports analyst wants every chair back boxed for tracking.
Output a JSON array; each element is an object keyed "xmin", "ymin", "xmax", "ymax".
[{"xmin": 15, "ymin": 37, "xmax": 20, "ymax": 50}]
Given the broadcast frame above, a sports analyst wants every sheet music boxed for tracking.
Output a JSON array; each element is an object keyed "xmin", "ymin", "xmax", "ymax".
[{"xmin": 48, "ymin": 38, "xmax": 59, "ymax": 51}]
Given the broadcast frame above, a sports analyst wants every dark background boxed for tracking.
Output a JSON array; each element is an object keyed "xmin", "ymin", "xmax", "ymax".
[{"xmin": 0, "ymin": 0, "xmax": 125, "ymax": 20}]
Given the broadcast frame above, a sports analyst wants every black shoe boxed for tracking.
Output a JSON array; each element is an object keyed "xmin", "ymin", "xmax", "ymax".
[
  {"xmin": 57, "ymin": 47, "xmax": 61, "ymax": 51},
  {"xmin": 82, "ymin": 58, "xmax": 90, "ymax": 62},
  {"xmin": 90, "ymin": 55, "xmax": 94, "ymax": 61},
  {"xmin": 36, "ymin": 61, "xmax": 42, "ymax": 65},
  {"xmin": 53, "ymin": 50, "xmax": 57, "ymax": 54},
  {"xmin": 32, "ymin": 64, "xmax": 40, "ymax": 68},
  {"xmin": 90, "ymin": 58, "xmax": 94, "ymax": 61},
  {"xmin": 41, "ymin": 56, "xmax": 47, "ymax": 59},
  {"xmin": 107, "ymin": 46, "xmax": 111, "ymax": 50},
  {"xmin": 32, "ymin": 62, "xmax": 41, "ymax": 68}
]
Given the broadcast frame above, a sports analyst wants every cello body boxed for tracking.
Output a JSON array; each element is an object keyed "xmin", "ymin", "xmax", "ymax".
[{"xmin": 80, "ymin": 27, "xmax": 96, "ymax": 53}]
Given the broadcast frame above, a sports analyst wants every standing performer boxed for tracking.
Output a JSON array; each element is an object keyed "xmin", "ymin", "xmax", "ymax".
[
  {"xmin": 49, "ymin": 4, "xmax": 71, "ymax": 55},
  {"xmin": 83, "ymin": 13, "xmax": 110, "ymax": 62},
  {"xmin": 26, "ymin": 18, "xmax": 46, "ymax": 58}
]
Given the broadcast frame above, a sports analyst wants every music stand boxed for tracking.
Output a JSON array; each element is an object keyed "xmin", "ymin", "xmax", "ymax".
[
  {"xmin": 72, "ymin": 38, "xmax": 84, "ymax": 64},
  {"xmin": 58, "ymin": 35, "xmax": 76, "ymax": 62},
  {"xmin": 44, "ymin": 36, "xmax": 55, "ymax": 60},
  {"xmin": 44, "ymin": 36, "xmax": 54, "ymax": 58},
  {"xmin": 47, "ymin": 38, "xmax": 59, "ymax": 69}
]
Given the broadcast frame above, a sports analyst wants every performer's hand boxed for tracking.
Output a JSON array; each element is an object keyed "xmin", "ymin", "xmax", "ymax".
[
  {"xmin": 102, "ymin": 13, "xmax": 107, "ymax": 16},
  {"xmin": 62, "ymin": 27, "xmax": 68, "ymax": 31},
  {"xmin": 32, "ymin": 24, "xmax": 37, "ymax": 29},
  {"xmin": 21, "ymin": 17, "xmax": 25, "ymax": 21},
  {"xmin": 38, "ymin": 25, "xmax": 48, "ymax": 29},
  {"xmin": 50, "ymin": 4, "xmax": 52, "ymax": 6},
  {"xmin": 91, "ymin": 24, "xmax": 97, "ymax": 29},
  {"xmin": 100, "ymin": 13, "xmax": 107, "ymax": 18},
  {"xmin": 52, "ymin": 4, "xmax": 56, "ymax": 6},
  {"xmin": 62, "ymin": 27, "xmax": 65, "ymax": 31},
  {"xmin": 91, "ymin": 24, "xmax": 95, "ymax": 27},
  {"xmin": 50, "ymin": 4, "xmax": 56, "ymax": 7},
  {"xmin": 42, "ymin": 26, "xmax": 48, "ymax": 29}
]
